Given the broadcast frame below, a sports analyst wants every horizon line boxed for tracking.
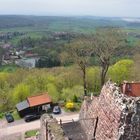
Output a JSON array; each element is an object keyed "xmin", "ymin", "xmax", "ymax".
[{"xmin": 0, "ymin": 14, "xmax": 139, "ymax": 19}]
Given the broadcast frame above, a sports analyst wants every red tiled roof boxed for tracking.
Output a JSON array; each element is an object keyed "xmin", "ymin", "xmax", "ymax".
[
  {"xmin": 27, "ymin": 94, "xmax": 52, "ymax": 107},
  {"xmin": 121, "ymin": 82, "xmax": 140, "ymax": 97}
]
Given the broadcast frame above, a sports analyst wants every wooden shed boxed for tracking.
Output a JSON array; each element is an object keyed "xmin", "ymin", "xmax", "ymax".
[
  {"xmin": 16, "ymin": 100, "xmax": 30, "ymax": 117},
  {"xmin": 16, "ymin": 93, "xmax": 52, "ymax": 118},
  {"xmin": 27, "ymin": 94, "xmax": 52, "ymax": 112}
]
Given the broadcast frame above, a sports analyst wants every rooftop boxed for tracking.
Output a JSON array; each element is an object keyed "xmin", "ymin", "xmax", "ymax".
[
  {"xmin": 121, "ymin": 81, "xmax": 140, "ymax": 97},
  {"xmin": 16, "ymin": 100, "xmax": 29, "ymax": 111},
  {"xmin": 27, "ymin": 94, "xmax": 52, "ymax": 107}
]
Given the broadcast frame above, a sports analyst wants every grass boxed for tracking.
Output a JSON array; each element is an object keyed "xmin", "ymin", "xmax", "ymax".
[
  {"xmin": 124, "ymin": 28, "xmax": 140, "ymax": 34},
  {"xmin": 25, "ymin": 129, "xmax": 39, "ymax": 138},
  {"xmin": 11, "ymin": 110, "xmax": 21, "ymax": 120},
  {"xmin": 0, "ymin": 65, "xmax": 18, "ymax": 72},
  {"xmin": 0, "ymin": 110, "xmax": 21, "ymax": 120},
  {"xmin": 0, "ymin": 112, "xmax": 5, "ymax": 119}
]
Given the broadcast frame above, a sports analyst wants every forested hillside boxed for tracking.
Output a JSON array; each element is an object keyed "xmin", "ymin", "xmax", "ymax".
[
  {"xmin": 0, "ymin": 59, "xmax": 136, "ymax": 112},
  {"xmin": 0, "ymin": 16, "xmax": 140, "ymax": 113}
]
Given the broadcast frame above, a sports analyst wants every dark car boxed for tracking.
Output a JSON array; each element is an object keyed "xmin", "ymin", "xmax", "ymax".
[
  {"xmin": 53, "ymin": 106, "xmax": 61, "ymax": 114},
  {"xmin": 5, "ymin": 113, "xmax": 14, "ymax": 123},
  {"xmin": 24, "ymin": 114, "xmax": 41, "ymax": 122}
]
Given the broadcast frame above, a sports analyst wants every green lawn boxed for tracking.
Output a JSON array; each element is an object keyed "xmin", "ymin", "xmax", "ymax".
[
  {"xmin": 25, "ymin": 129, "xmax": 39, "ymax": 138},
  {"xmin": 0, "ymin": 65, "xmax": 18, "ymax": 72},
  {"xmin": 11, "ymin": 110, "xmax": 21, "ymax": 120}
]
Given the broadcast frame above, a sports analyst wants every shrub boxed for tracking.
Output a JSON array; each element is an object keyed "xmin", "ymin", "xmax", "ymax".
[
  {"xmin": 65, "ymin": 102, "xmax": 74, "ymax": 110},
  {"xmin": 12, "ymin": 83, "xmax": 30, "ymax": 104},
  {"xmin": 73, "ymin": 95, "xmax": 78, "ymax": 102},
  {"xmin": 0, "ymin": 112, "xmax": 4, "ymax": 119}
]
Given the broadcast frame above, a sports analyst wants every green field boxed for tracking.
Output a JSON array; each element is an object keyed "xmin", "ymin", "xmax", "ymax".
[
  {"xmin": 0, "ymin": 16, "xmax": 139, "ymax": 33},
  {"xmin": 0, "ymin": 65, "xmax": 18, "ymax": 72},
  {"xmin": 0, "ymin": 16, "xmax": 140, "ymax": 46}
]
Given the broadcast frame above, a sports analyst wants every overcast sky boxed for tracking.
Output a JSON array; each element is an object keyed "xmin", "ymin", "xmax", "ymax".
[{"xmin": 0, "ymin": 0, "xmax": 139, "ymax": 17}]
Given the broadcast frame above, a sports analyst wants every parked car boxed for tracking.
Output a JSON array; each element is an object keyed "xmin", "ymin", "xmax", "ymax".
[
  {"xmin": 24, "ymin": 114, "xmax": 41, "ymax": 122},
  {"xmin": 5, "ymin": 113, "xmax": 14, "ymax": 123},
  {"xmin": 53, "ymin": 106, "xmax": 61, "ymax": 114},
  {"xmin": 40, "ymin": 110, "xmax": 46, "ymax": 115}
]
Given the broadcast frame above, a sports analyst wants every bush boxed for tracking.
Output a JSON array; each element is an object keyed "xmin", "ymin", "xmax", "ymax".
[
  {"xmin": 73, "ymin": 95, "xmax": 78, "ymax": 102},
  {"xmin": 65, "ymin": 102, "xmax": 74, "ymax": 110},
  {"xmin": 12, "ymin": 83, "xmax": 30, "ymax": 104},
  {"xmin": 0, "ymin": 112, "xmax": 4, "ymax": 119}
]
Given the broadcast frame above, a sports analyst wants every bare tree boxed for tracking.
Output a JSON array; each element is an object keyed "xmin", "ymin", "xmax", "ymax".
[
  {"xmin": 91, "ymin": 28, "xmax": 125, "ymax": 86},
  {"xmin": 65, "ymin": 36, "xmax": 92, "ymax": 96},
  {"xmin": 62, "ymin": 28, "xmax": 125, "ymax": 94}
]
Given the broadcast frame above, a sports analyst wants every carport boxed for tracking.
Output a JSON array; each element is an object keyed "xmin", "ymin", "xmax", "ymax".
[
  {"xmin": 16, "ymin": 93, "xmax": 52, "ymax": 118},
  {"xmin": 16, "ymin": 100, "xmax": 30, "ymax": 117}
]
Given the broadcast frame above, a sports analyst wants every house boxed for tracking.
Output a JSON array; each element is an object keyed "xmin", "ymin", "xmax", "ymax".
[
  {"xmin": 121, "ymin": 81, "xmax": 140, "ymax": 97},
  {"xmin": 16, "ymin": 93, "xmax": 52, "ymax": 117},
  {"xmin": 15, "ymin": 57, "xmax": 39, "ymax": 68}
]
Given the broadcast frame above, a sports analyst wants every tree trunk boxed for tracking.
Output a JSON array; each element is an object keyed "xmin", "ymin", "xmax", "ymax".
[
  {"xmin": 101, "ymin": 64, "xmax": 109, "ymax": 86},
  {"xmin": 82, "ymin": 66, "xmax": 87, "ymax": 96}
]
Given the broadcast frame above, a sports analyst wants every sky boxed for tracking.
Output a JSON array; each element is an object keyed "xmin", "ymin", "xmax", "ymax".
[{"xmin": 0, "ymin": 0, "xmax": 139, "ymax": 17}]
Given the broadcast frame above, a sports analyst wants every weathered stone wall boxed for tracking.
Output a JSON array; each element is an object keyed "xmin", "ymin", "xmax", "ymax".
[
  {"xmin": 40, "ymin": 114, "xmax": 68, "ymax": 140},
  {"xmin": 79, "ymin": 81, "xmax": 140, "ymax": 140}
]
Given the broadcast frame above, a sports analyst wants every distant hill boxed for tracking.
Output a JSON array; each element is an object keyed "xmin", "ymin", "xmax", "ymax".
[{"xmin": 0, "ymin": 15, "xmax": 139, "ymax": 32}]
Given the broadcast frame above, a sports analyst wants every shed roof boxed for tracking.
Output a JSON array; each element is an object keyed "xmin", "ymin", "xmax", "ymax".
[
  {"xmin": 27, "ymin": 94, "xmax": 52, "ymax": 107},
  {"xmin": 16, "ymin": 100, "xmax": 29, "ymax": 111}
]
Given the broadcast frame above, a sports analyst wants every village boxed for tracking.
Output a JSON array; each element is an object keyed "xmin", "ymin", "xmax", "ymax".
[{"xmin": 2, "ymin": 46, "xmax": 39, "ymax": 68}]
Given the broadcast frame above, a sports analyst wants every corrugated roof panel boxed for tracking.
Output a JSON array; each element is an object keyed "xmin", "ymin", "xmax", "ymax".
[{"xmin": 16, "ymin": 100, "xmax": 29, "ymax": 111}]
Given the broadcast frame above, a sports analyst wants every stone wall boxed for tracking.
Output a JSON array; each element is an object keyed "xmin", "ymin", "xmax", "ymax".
[
  {"xmin": 40, "ymin": 114, "xmax": 68, "ymax": 140},
  {"xmin": 79, "ymin": 81, "xmax": 140, "ymax": 140}
]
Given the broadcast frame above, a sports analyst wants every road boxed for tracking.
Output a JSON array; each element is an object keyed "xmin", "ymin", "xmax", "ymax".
[{"xmin": 0, "ymin": 113, "xmax": 79, "ymax": 138}]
